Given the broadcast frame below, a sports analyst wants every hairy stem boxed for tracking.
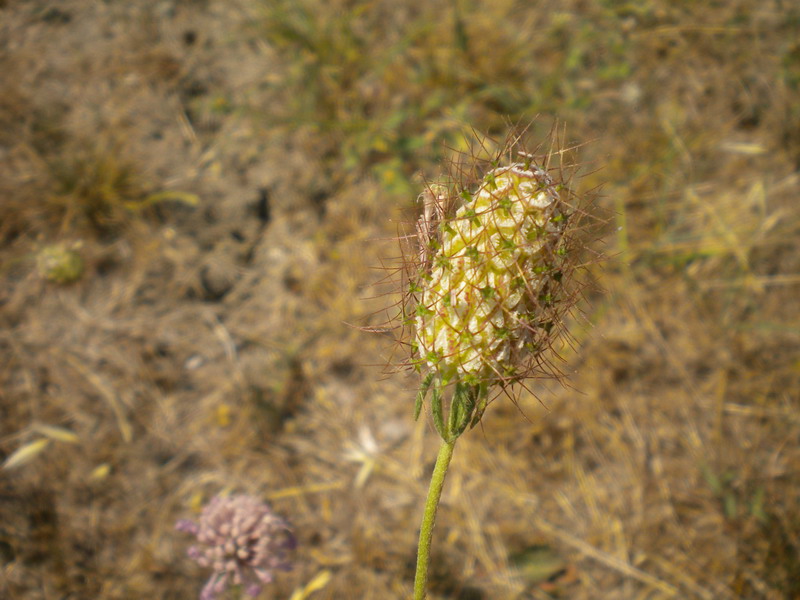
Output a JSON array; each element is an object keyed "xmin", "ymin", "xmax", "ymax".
[{"xmin": 413, "ymin": 437, "xmax": 456, "ymax": 600}]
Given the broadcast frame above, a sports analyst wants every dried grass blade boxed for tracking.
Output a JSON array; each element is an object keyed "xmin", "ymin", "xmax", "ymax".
[
  {"xmin": 34, "ymin": 423, "xmax": 80, "ymax": 444},
  {"xmin": 2, "ymin": 438, "xmax": 51, "ymax": 470},
  {"xmin": 64, "ymin": 353, "xmax": 133, "ymax": 442},
  {"xmin": 289, "ymin": 569, "xmax": 332, "ymax": 600},
  {"xmin": 534, "ymin": 517, "xmax": 683, "ymax": 597}
]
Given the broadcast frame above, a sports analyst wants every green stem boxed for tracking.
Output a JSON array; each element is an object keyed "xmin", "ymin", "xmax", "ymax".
[{"xmin": 413, "ymin": 437, "xmax": 456, "ymax": 600}]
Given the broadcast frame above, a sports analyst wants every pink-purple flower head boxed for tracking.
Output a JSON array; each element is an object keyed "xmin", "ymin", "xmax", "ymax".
[{"xmin": 176, "ymin": 494, "xmax": 295, "ymax": 600}]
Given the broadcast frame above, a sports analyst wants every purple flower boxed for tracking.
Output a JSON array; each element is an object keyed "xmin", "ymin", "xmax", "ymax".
[{"xmin": 177, "ymin": 495, "xmax": 295, "ymax": 600}]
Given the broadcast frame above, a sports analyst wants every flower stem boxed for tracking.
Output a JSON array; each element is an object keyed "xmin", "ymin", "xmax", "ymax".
[{"xmin": 413, "ymin": 437, "xmax": 456, "ymax": 600}]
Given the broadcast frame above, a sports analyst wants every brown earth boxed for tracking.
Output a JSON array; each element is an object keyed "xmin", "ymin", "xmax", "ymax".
[{"xmin": 1, "ymin": 1, "xmax": 799, "ymax": 599}]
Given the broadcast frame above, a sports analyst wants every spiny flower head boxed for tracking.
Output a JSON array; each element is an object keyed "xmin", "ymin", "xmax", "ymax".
[
  {"xmin": 411, "ymin": 156, "xmax": 572, "ymax": 390},
  {"xmin": 176, "ymin": 494, "xmax": 295, "ymax": 600}
]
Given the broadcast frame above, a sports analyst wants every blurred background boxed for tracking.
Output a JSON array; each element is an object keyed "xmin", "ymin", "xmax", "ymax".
[{"xmin": 1, "ymin": 1, "xmax": 799, "ymax": 599}]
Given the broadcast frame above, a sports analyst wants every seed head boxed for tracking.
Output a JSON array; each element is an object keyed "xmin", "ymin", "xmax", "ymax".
[
  {"xmin": 176, "ymin": 494, "xmax": 295, "ymax": 600},
  {"xmin": 411, "ymin": 157, "xmax": 573, "ymax": 390}
]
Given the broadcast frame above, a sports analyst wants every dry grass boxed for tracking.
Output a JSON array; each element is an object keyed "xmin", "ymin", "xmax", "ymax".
[{"xmin": 1, "ymin": 0, "xmax": 799, "ymax": 599}]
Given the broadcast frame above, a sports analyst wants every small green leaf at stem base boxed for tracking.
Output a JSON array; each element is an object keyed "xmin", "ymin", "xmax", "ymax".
[{"xmin": 415, "ymin": 372, "xmax": 436, "ymax": 421}]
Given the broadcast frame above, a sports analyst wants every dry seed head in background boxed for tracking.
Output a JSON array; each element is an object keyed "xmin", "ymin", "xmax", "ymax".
[
  {"xmin": 399, "ymin": 132, "xmax": 588, "ymax": 409},
  {"xmin": 176, "ymin": 495, "xmax": 295, "ymax": 600}
]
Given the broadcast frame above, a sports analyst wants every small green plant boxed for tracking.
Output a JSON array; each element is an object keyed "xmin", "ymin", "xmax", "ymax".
[
  {"xmin": 387, "ymin": 130, "xmax": 588, "ymax": 599},
  {"xmin": 47, "ymin": 146, "xmax": 198, "ymax": 235},
  {"xmin": 35, "ymin": 241, "xmax": 84, "ymax": 284},
  {"xmin": 702, "ymin": 463, "xmax": 768, "ymax": 523},
  {"xmin": 48, "ymin": 148, "xmax": 144, "ymax": 233}
]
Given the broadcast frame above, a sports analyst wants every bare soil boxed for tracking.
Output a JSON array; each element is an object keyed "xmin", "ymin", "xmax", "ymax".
[{"xmin": 1, "ymin": 1, "xmax": 799, "ymax": 599}]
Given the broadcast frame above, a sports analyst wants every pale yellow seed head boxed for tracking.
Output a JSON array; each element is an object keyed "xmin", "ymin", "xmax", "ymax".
[{"xmin": 415, "ymin": 163, "xmax": 566, "ymax": 386}]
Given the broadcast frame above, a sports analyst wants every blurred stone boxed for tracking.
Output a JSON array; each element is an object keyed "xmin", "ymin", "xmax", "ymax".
[{"xmin": 200, "ymin": 249, "xmax": 238, "ymax": 300}]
